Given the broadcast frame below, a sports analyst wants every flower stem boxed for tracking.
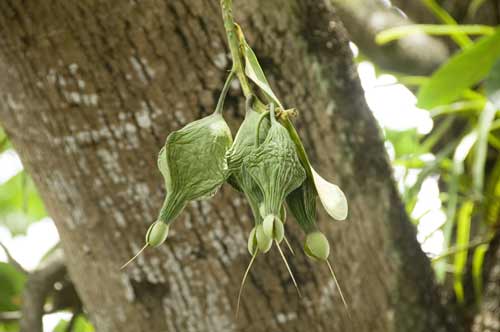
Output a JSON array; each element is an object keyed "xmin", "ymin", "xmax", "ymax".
[{"xmin": 220, "ymin": 0, "xmax": 252, "ymax": 97}]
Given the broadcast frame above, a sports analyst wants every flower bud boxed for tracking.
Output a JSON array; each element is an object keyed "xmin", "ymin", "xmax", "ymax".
[
  {"xmin": 262, "ymin": 214, "xmax": 284, "ymax": 243},
  {"xmin": 247, "ymin": 227, "xmax": 258, "ymax": 255},
  {"xmin": 256, "ymin": 224, "xmax": 272, "ymax": 253},
  {"xmin": 145, "ymin": 221, "xmax": 170, "ymax": 247},
  {"xmin": 304, "ymin": 231, "xmax": 330, "ymax": 261}
]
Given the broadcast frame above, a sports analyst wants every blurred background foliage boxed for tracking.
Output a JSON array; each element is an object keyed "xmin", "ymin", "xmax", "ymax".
[{"xmin": 0, "ymin": 0, "xmax": 499, "ymax": 330}]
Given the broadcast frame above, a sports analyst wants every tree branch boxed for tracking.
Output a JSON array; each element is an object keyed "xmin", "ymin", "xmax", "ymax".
[
  {"xmin": 330, "ymin": 0, "xmax": 449, "ymax": 75},
  {"xmin": 0, "ymin": 241, "xmax": 27, "ymax": 274},
  {"xmin": 0, "ymin": 311, "xmax": 21, "ymax": 322},
  {"xmin": 19, "ymin": 253, "xmax": 66, "ymax": 332}
]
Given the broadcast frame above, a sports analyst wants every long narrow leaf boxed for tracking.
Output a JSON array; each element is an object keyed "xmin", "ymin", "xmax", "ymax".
[
  {"xmin": 468, "ymin": 0, "xmax": 488, "ymax": 18},
  {"xmin": 436, "ymin": 132, "xmax": 477, "ymax": 282},
  {"xmin": 453, "ymin": 200, "xmax": 474, "ymax": 303},
  {"xmin": 472, "ymin": 243, "xmax": 489, "ymax": 303},
  {"xmin": 484, "ymin": 156, "xmax": 500, "ymax": 226},
  {"xmin": 422, "ymin": 0, "xmax": 472, "ymax": 47},
  {"xmin": 473, "ymin": 60, "xmax": 500, "ymax": 193},
  {"xmin": 417, "ymin": 29, "xmax": 500, "ymax": 109},
  {"xmin": 375, "ymin": 24, "xmax": 494, "ymax": 45},
  {"xmin": 485, "ymin": 58, "xmax": 500, "ymax": 108},
  {"xmin": 473, "ymin": 102, "xmax": 497, "ymax": 194}
]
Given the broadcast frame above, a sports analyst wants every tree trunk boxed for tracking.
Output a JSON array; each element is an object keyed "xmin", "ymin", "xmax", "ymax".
[{"xmin": 0, "ymin": 1, "xmax": 461, "ymax": 331}]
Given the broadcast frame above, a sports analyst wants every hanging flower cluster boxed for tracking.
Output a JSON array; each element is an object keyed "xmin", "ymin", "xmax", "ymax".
[{"xmin": 122, "ymin": 0, "xmax": 350, "ymax": 315}]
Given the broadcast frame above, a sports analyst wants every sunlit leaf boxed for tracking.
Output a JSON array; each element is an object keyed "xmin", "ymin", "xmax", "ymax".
[
  {"xmin": 453, "ymin": 200, "xmax": 474, "ymax": 303},
  {"xmin": 384, "ymin": 128, "xmax": 423, "ymax": 158},
  {"xmin": 0, "ymin": 322, "xmax": 19, "ymax": 332},
  {"xmin": 53, "ymin": 315, "xmax": 95, "ymax": 332},
  {"xmin": 472, "ymin": 243, "xmax": 489, "ymax": 302},
  {"xmin": 0, "ymin": 172, "xmax": 46, "ymax": 236},
  {"xmin": 0, "ymin": 128, "xmax": 11, "ymax": 153},
  {"xmin": 473, "ymin": 102, "xmax": 497, "ymax": 194},
  {"xmin": 375, "ymin": 24, "xmax": 493, "ymax": 45},
  {"xmin": 429, "ymin": 100, "xmax": 485, "ymax": 117},
  {"xmin": 437, "ymin": 132, "xmax": 477, "ymax": 282},
  {"xmin": 484, "ymin": 157, "xmax": 500, "ymax": 226},
  {"xmin": 417, "ymin": 28, "xmax": 500, "ymax": 109},
  {"xmin": 484, "ymin": 58, "xmax": 500, "ymax": 108},
  {"xmin": 471, "ymin": 60, "xmax": 500, "ymax": 194},
  {"xmin": 0, "ymin": 262, "xmax": 26, "ymax": 311},
  {"xmin": 422, "ymin": 0, "xmax": 472, "ymax": 47}
]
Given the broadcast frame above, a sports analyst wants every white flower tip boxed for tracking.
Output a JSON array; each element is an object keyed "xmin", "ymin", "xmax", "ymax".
[{"xmin": 311, "ymin": 168, "xmax": 348, "ymax": 221}]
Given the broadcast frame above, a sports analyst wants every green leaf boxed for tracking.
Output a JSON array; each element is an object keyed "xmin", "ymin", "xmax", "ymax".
[
  {"xmin": 468, "ymin": 0, "xmax": 488, "ymax": 17},
  {"xmin": 0, "ymin": 322, "xmax": 19, "ymax": 332},
  {"xmin": 485, "ymin": 156, "xmax": 500, "ymax": 226},
  {"xmin": 422, "ymin": 0, "xmax": 472, "ymax": 47},
  {"xmin": 417, "ymin": 29, "xmax": 500, "ymax": 109},
  {"xmin": 437, "ymin": 132, "xmax": 477, "ymax": 282},
  {"xmin": 384, "ymin": 128, "xmax": 422, "ymax": 158},
  {"xmin": 472, "ymin": 243, "xmax": 489, "ymax": 302},
  {"xmin": 0, "ymin": 172, "xmax": 47, "ymax": 236},
  {"xmin": 375, "ymin": 24, "xmax": 494, "ymax": 45},
  {"xmin": 0, "ymin": 262, "xmax": 26, "ymax": 311},
  {"xmin": 429, "ymin": 100, "xmax": 485, "ymax": 117},
  {"xmin": 242, "ymin": 42, "xmax": 284, "ymax": 109},
  {"xmin": 471, "ymin": 61, "xmax": 500, "ymax": 194},
  {"xmin": 473, "ymin": 101, "xmax": 497, "ymax": 194},
  {"xmin": 0, "ymin": 129, "xmax": 11, "ymax": 153},
  {"xmin": 53, "ymin": 315, "xmax": 95, "ymax": 332},
  {"xmin": 453, "ymin": 200, "xmax": 474, "ymax": 303},
  {"xmin": 484, "ymin": 58, "xmax": 500, "ymax": 108}
]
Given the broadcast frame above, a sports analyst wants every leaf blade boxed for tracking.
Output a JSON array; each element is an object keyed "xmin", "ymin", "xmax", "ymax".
[
  {"xmin": 242, "ymin": 42, "xmax": 284, "ymax": 109},
  {"xmin": 417, "ymin": 29, "xmax": 500, "ymax": 109}
]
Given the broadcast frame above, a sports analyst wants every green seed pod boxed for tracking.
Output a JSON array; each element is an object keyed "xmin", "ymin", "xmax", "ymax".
[
  {"xmin": 262, "ymin": 214, "xmax": 284, "ymax": 242},
  {"xmin": 247, "ymin": 226, "xmax": 258, "ymax": 255},
  {"xmin": 145, "ymin": 221, "xmax": 170, "ymax": 247},
  {"xmin": 304, "ymin": 231, "xmax": 330, "ymax": 261},
  {"xmin": 244, "ymin": 105, "xmax": 306, "ymax": 220},
  {"xmin": 256, "ymin": 224, "xmax": 272, "ymax": 253},
  {"xmin": 157, "ymin": 112, "xmax": 233, "ymax": 224},
  {"xmin": 286, "ymin": 178, "xmax": 317, "ymax": 234}
]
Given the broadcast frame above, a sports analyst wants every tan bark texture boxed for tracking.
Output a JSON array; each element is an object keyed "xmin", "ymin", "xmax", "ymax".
[{"xmin": 0, "ymin": 1, "xmax": 461, "ymax": 331}]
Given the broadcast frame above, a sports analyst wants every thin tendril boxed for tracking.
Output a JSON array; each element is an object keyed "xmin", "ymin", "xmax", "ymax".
[
  {"xmin": 236, "ymin": 250, "xmax": 258, "ymax": 318},
  {"xmin": 326, "ymin": 260, "xmax": 351, "ymax": 320},
  {"xmin": 120, "ymin": 243, "xmax": 148, "ymax": 270},
  {"xmin": 214, "ymin": 70, "xmax": 236, "ymax": 114},
  {"xmin": 275, "ymin": 240, "xmax": 301, "ymax": 297}
]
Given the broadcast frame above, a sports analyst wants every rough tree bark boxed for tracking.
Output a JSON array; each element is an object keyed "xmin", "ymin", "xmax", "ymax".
[{"xmin": 0, "ymin": 1, "xmax": 463, "ymax": 331}]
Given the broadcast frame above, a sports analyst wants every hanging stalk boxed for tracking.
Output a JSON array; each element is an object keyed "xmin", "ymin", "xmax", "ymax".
[{"xmin": 220, "ymin": 0, "xmax": 252, "ymax": 98}]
